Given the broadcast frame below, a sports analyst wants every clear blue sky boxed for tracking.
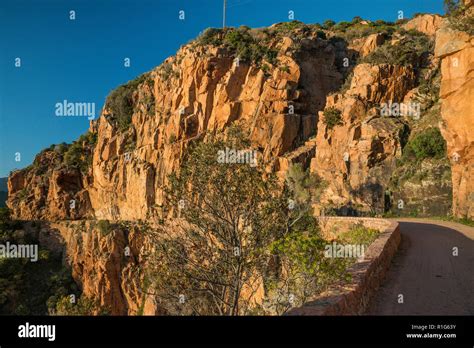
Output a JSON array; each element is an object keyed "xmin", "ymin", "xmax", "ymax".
[{"xmin": 0, "ymin": 0, "xmax": 444, "ymax": 177}]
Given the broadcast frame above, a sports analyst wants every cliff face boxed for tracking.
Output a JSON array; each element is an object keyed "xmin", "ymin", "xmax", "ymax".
[
  {"xmin": 310, "ymin": 63, "xmax": 415, "ymax": 212},
  {"xmin": 5, "ymin": 16, "xmax": 472, "ymax": 314},
  {"xmin": 33, "ymin": 220, "xmax": 158, "ymax": 315},
  {"xmin": 8, "ymin": 33, "xmax": 346, "ymax": 221},
  {"xmin": 7, "ymin": 151, "xmax": 92, "ymax": 220},
  {"xmin": 88, "ymin": 38, "xmax": 343, "ymax": 221},
  {"xmin": 435, "ymin": 5, "xmax": 474, "ymax": 218}
]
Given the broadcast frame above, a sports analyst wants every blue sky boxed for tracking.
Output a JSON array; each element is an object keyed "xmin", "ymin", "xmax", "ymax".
[{"xmin": 0, "ymin": 0, "xmax": 444, "ymax": 177}]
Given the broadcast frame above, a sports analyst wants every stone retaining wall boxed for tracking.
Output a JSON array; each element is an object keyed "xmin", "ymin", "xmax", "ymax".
[{"xmin": 287, "ymin": 217, "xmax": 400, "ymax": 315}]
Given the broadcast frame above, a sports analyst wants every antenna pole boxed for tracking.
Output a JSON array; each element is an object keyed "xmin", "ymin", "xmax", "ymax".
[{"xmin": 223, "ymin": 0, "xmax": 227, "ymax": 28}]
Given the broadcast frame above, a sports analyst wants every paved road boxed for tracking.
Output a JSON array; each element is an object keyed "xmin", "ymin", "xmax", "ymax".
[{"xmin": 367, "ymin": 219, "xmax": 474, "ymax": 315}]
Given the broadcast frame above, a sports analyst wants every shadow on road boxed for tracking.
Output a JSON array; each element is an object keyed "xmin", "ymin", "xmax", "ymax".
[{"xmin": 366, "ymin": 221, "xmax": 474, "ymax": 315}]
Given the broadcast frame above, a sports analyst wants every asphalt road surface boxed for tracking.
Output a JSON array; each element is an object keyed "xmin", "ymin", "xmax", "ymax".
[{"xmin": 367, "ymin": 219, "xmax": 474, "ymax": 315}]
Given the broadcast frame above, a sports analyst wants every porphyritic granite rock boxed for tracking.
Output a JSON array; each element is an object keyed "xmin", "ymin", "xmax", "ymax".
[
  {"xmin": 5, "ymin": 15, "xmax": 473, "ymax": 314},
  {"xmin": 435, "ymin": 4, "xmax": 474, "ymax": 218}
]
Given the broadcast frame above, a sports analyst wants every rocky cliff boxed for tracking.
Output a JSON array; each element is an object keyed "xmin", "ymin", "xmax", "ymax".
[
  {"xmin": 5, "ymin": 14, "xmax": 472, "ymax": 314},
  {"xmin": 435, "ymin": 2, "xmax": 474, "ymax": 218}
]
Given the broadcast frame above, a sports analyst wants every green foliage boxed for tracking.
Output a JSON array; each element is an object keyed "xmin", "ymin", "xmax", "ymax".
[
  {"xmin": 147, "ymin": 126, "xmax": 340, "ymax": 315},
  {"xmin": 334, "ymin": 21, "xmax": 396, "ymax": 41},
  {"xmin": 323, "ymin": 19, "xmax": 336, "ymax": 29},
  {"xmin": 274, "ymin": 20, "xmax": 305, "ymax": 32},
  {"xmin": 105, "ymin": 73, "xmax": 148, "ymax": 131},
  {"xmin": 316, "ymin": 30, "xmax": 327, "ymax": 39},
  {"xmin": 63, "ymin": 131, "xmax": 96, "ymax": 172},
  {"xmin": 323, "ymin": 107, "xmax": 343, "ymax": 129},
  {"xmin": 361, "ymin": 29, "xmax": 433, "ymax": 67},
  {"xmin": 196, "ymin": 27, "xmax": 224, "ymax": 46},
  {"xmin": 97, "ymin": 220, "xmax": 112, "ymax": 236},
  {"xmin": 339, "ymin": 71, "xmax": 354, "ymax": 94},
  {"xmin": 0, "ymin": 207, "xmax": 10, "ymax": 225},
  {"xmin": 17, "ymin": 188, "xmax": 28, "ymax": 201},
  {"xmin": 270, "ymin": 230, "xmax": 327, "ymax": 274},
  {"xmin": 51, "ymin": 295, "xmax": 109, "ymax": 315},
  {"xmin": 159, "ymin": 62, "xmax": 177, "ymax": 81},
  {"xmin": 148, "ymin": 126, "xmax": 293, "ymax": 315},
  {"xmin": 402, "ymin": 127, "xmax": 447, "ymax": 162},
  {"xmin": 0, "ymin": 218, "xmax": 78, "ymax": 315},
  {"xmin": 279, "ymin": 65, "xmax": 290, "ymax": 73},
  {"xmin": 436, "ymin": 215, "xmax": 474, "ymax": 227},
  {"xmin": 286, "ymin": 164, "xmax": 326, "ymax": 208},
  {"xmin": 265, "ymin": 214, "xmax": 352, "ymax": 314},
  {"xmin": 338, "ymin": 223, "xmax": 379, "ymax": 246},
  {"xmin": 333, "ymin": 21, "xmax": 352, "ymax": 31},
  {"xmin": 444, "ymin": 0, "xmax": 474, "ymax": 34},
  {"xmin": 223, "ymin": 27, "xmax": 278, "ymax": 66},
  {"xmin": 54, "ymin": 142, "xmax": 68, "ymax": 155},
  {"xmin": 168, "ymin": 134, "xmax": 177, "ymax": 144}
]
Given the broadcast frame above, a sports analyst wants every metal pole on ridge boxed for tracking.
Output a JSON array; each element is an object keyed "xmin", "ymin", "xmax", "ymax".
[{"xmin": 223, "ymin": 0, "xmax": 227, "ymax": 28}]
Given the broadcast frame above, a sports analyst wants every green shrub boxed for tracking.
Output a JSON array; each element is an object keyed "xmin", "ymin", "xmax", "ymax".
[
  {"xmin": 54, "ymin": 143, "xmax": 68, "ymax": 154},
  {"xmin": 105, "ymin": 74, "xmax": 148, "ymax": 131},
  {"xmin": 338, "ymin": 223, "xmax": 379, "ymax": 246},
  {"xmin": 444, "ymin": 0, "xmax": 474, "ymax": 35},
  {"xmin": 323, "ymin": 20, "xmax": 336, "ymax": 29},
  {"xmin": 159, "ymin": 62, "xmax": 174, "ymax": 80},
  {"xmin": 323, "ymin": 107, "xmax": 343, "ymax": 129},
  {"xmin": 63, "ymin": 132, "xmax": 96, "ymax": 172},
  {"xmin": 336, "ymin": 22, "xmax": 395, "ymax": 41},
  {"xmin": 97, "ymin": 220, "xmax": 112, "ymax": 236},
  {"xmin": 362, "ymin": 29, "xmax": 433, "ymax": 67},
  {"xmin": 77, "ymin": 131, "xmax": 97, "ymax": 146},
  {"xmin": 316, "ymin": 30, "xmax": 327, "ymax": 40},
  {"xmin": 402, "ymin": 127, "xmax": 447, "ymax": 161},
  {"xmin": 168, "ymin": 134, "xmax": 177, "ymax": 144},
  {"xmin": 17, "ymin": 188, "xmax": 28, "ymax": 201},
  {"xmin": 52, "ymin": 295, "xmax": 109, "ymax": 315},
  {"xmin": 196, "ymin": 28, "xmax": 224, "ymax": 46},
  {"xmin": 279, "ymin": 65, "xmax": 290, "ymax": 73},
  {"xmin": 222, "ymin": 28, "xmax": 278, "ymax": 66},
  {"xmin": 333, "ymin": 21, "xmax": 352, "ymax": 31},
  {"xmin": 273, "ymin": 20, "xmax": 305, "ymax": 33}
]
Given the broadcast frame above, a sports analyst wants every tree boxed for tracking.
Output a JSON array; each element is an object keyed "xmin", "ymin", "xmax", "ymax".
[
  {"xmin": 51, "ymin": 295, "xmax": 108, "ymax": 315},
  {"xmin": 146, "ymin": 127, "xmax": 288, "ymax": 315},
  {"xmin": 350, "ymin": 180, "xmax": 384, "ymax": 215},
  {"xmin": 323, "ymin": 19, "xmax": 336, "ymax": 29},
  {"xmin": 145, "ymin": 128, "xmax": 343, "ymax": 316},
  {"xmin": 285, "ymin": 164, "xmax": 326, "ymax": 232}
]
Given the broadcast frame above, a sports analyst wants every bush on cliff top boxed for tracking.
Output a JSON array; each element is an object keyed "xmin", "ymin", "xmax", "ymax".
[
  {"xmin": 105, "ymin": 73, "xmax": 149, "ymax": 131},
  {"xmin": 444, "ymin": 0, "xmax": 474, "ymax": 35},
  {"xmin": 323, "ymin": 107, "xmax": 343, "ymax": 129},
  {"xmin": 63, "ymin": 131, "xmax": 97, "ymax": 172},
  {"xmin": 223, "ymin": 27, "xmax": 278, "ymax": 66},
  {"xmin": 361, "ymin": 29, "xmax": 433, "ymax": 67}
]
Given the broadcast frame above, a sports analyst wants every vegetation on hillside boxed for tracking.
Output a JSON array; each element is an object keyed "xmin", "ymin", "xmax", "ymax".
[
  {"xmin": 444, "ymin": 0, "xmax": 474, "ymax": 35},
  {"xmin": 197, "ymin": 26, "xmax": 279, "ymax": 66},
  {"xmin": 105, "ymin": 73, "xmax": 151, "ymax": 131},
  {"xmin": 361, "ymin": 29, "xmax": 433, "ymax": 68},
  {"xmin": 322, "ymin": 107, "xmax": 343, "ymax": 129},
  {"xmin": 145, "ymin": 127, "xmax": 356, "ymax": 315},
  {"xmin": 402, "ymin": 127, "xmax": 447, "ymax": 162},
  {"xmin": 0, "ymin": 208, "xmax": 80, "ymax": 315},
  {"xmin": 62, "ymin": 131, "xmax": 97, "ymax": 172}
]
